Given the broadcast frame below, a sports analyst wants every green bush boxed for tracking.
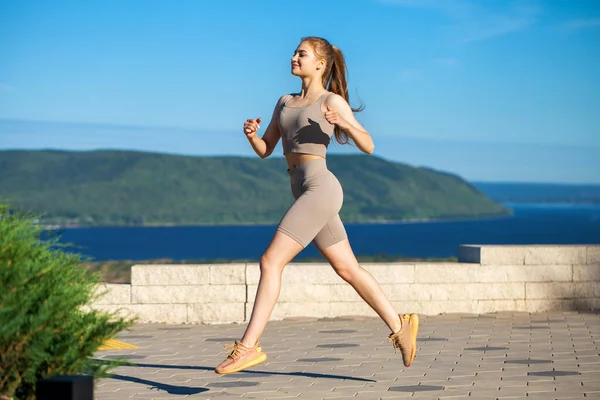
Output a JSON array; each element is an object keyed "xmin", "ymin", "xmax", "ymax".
[{"xmin": 0, "ymin": 201, "xmax": 135, "ymax": 400}]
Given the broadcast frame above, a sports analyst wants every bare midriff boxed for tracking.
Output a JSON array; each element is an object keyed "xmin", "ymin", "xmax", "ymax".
[{"xmin": 285, "ymin": 153, "xmax": 324, "ymax": 170}]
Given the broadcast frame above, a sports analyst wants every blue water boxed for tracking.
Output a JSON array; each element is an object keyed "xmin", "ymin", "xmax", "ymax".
[{"xmin": 56, "ymin": 204, "xmax": 600, "ymax": 261}]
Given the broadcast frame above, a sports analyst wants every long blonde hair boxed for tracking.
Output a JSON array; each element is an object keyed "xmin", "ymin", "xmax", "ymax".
[{"xmin": 300, "ymin": 36, "xmax": 364, "ymax": 145}]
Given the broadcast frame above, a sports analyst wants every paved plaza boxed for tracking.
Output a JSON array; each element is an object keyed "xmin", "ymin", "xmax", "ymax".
[{"xmin": 94, "ymin": 311, "xmax": 600, "ymax": 399}]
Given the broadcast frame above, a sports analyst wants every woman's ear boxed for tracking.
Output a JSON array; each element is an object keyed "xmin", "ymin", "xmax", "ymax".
[{"xmin": 316, "ymin": 58, "xmax": 326, "ymax": 71}]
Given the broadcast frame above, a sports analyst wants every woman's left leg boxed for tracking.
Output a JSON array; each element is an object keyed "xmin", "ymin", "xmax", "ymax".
[
  {"xmin": 315, "ymin": 220, "xmax": 419, "ymax": 367},
  {"xmin": 317, "ymin": 236, "xmax": 402, "ymax": 332}
]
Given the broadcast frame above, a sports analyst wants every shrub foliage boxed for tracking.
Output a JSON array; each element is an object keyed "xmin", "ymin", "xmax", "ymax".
[{"xmin": 0, "ymin": 201, "xmax": 134, "ymax": 400}]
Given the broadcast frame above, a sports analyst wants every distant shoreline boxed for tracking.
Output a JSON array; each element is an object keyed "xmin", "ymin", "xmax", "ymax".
[
  {"xmin": 41, "ymin": 202, "xmax": 600, "ymax": 230},
  {"xmin": 43, "ymin": 210, "xmax": 514, "ymax": 230}
]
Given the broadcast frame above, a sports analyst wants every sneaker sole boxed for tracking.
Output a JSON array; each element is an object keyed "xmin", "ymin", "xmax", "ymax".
[
  {"xmin": 215, "ymin": 352, "xmax": 267, "ymax": 375},
  {"xmin": 407, "ymin": 314, "xmax": 419, "ymax": 367}
]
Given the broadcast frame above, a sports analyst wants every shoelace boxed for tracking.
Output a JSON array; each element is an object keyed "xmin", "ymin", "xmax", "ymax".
[
  {"xmin": 223, "ymin": 342, "xmax": 245, "ymax": 360},
  {"xmin": 388, "ymin": 334, "xmax": 401, "ymax": 354},
  {"xmin": 388, "ymin": 315, "xmax": 410, "ymax": 354}
]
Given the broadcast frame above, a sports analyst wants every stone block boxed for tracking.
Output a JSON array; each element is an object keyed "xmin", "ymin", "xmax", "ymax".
[
  {"xmin": 246, "ymin": 263, "xmax": 344, "ymax": 285},
  {"xmin": 362, "ymin": 263, "xmax": 415, "ymax": 283},
  {"xmin": 91, "ymin": 304, "xmax": 187, "ymax": 323},
  {"xmin": 571, "ymin": 297, "xmax": 600, "ymax": 311},
  {"xmin": 247, "ymin": 263, "xmax": 416, "ymax": 286},
  {"xmin": 524, "ymin": 299, "xmax": 581, "ymax": 313},
  {"xmin": 94, "ymin": 283, "xmax": 131, "ymax": 305},
  {"xmin": 383, "ymin": 283, "xmax": 524, "ymax": 301},
  {"xmin": 245, "ymin": 263, "xmax": 260, "ymax": 284},
  {"xmin": 381, "ymin": 284, "xmax": 428, "ymax": 301},
  {"xmin": 415, "ymin": 264, "xmax": 572, "ymax": 283},
  {"xmin": 187, "ymin": 303, "xmax": 245, "ymax": 324},
  {"xmin": 409, "ymin": 283, "xmax": 525, "ymax": 301},
  {"xmin": 480, "ymin": 265, "xmax": 572, "ymax": 283},
  {"xmin": 246, "ymin": 302, "xmax": 329, "ymax": 320},
  {"xmin": 130, "ymin": 304, "xmax": 188, "ymax": 323},
  {"xmin": 88, "ymin": 304, "xmax": 136, "ymax": 320},
  {"xmin": 459, "ymin": 245, "xmax": 525, "ymax": 265},
  {"xmin": 328, "ymin": 301, "xmax": 378, "ymax": 318},
  {"xmin": 587, "ymin": 246, "xmax": 600, "ymax": 264},
  {"xmin": 131, "ymin": 264, "xmax": 210, "ymax": 286},
  {"xmin": 415, "ymin": 263, "xmax": 478, "ymax": 283},
  {"xmin": 513, "ymin": 265, "xmax": 572, "ymax": 282},
  {"xmin": 573, "ymin": 265, "xmax": 600, "ymax": 281},
  {"xmin": 526, "ymin": 282, "xmax": 600, "ymax": 299},
  {"xmin": 524, "ymin": 246, "xmax": 587, "ymax": 265},
  {"xmin": 477, "ymin": 300, "xmax": 528, "ymax": 313},
  {"xmin": 247, "ymin": 284, "xmax": 361, "ymax": 303},
  {"xmin": 209, "ymin": 263, "xmax": 245, "ymax": 284},
  {"xmin": 586, "ymin": 298, "xmax": 600, "ymax": 311},
  {"xmin": 389, "ymin": 301, "xmax": 430, "ymax": 315},
  {"xmin": 284, "ymin": 264, "xmax": 346, "ymax": 284},
  {"xmin": 131, "ymin": 285, "xmax": 245, "ymax": 304},
  {"xmin": 477, "ymin": 283, "xmax": 526, "ymax": 300}
]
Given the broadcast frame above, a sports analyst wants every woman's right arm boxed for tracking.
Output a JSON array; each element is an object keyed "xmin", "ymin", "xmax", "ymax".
[{"xmin": 244, "ymin": 95, "xmax": 289, "ymax": 159}]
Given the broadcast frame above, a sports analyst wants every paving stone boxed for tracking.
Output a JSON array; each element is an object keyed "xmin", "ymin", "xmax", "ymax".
[
  {"xmin": 524, "ymin": 393, "xmax": 560, "ymax": 400},
  {"xmin": 92, "ymin": 311, "xmax": 600, "ymax": 400}
]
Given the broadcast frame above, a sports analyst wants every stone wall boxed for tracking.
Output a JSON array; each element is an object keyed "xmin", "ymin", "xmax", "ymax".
[{"xmin": 91, "ymin": 245, "xmax": 600, "ymax": 324}]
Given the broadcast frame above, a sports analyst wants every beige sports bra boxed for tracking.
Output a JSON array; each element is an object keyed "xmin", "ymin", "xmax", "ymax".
[{"xmin": 277, "ymin": 92, "xmax": 334, "ymax": 158}]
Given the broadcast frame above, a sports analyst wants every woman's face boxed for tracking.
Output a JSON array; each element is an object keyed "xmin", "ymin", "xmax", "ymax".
[{"xmin": 291, "ymin": 42, "xmax": 324, "ymax": 78}]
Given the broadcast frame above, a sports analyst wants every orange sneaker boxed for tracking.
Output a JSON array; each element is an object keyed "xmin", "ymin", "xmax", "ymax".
[
  {"xmin": 214, "ymin": 340, "xmax": 267, "ymax": 374},
  {"xmin": 388, "ymin": 313, "xmax": 419, "ymax": 367}
]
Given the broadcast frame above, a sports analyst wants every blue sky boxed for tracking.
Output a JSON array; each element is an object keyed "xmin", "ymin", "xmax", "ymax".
[{"xmin": 1, "ymin": 0, "xmax": 599, "ymax": 183}]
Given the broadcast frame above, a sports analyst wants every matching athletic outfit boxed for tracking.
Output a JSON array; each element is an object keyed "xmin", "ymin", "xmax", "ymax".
[
  {"xmin": 214, "ymin": 91, "xmax": 419, "ymax": 375},
  {"xmin": 276, "ymin": 91, "xmax": 348, "ymax": 249}
]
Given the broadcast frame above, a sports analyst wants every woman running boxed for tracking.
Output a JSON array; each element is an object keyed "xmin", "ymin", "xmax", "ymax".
[{"xmin": 215, "ymin": 36, "xmax": 419, "ymax": 375}]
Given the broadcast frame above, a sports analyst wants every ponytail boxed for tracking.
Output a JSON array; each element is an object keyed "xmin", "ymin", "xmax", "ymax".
[
  {"xmin": 302, "ymin": 36, "xmax": 364, "ymax": 145},
  {"xmin": 326, "ymin": 45, "xmax": 364, "ymax": 145}
]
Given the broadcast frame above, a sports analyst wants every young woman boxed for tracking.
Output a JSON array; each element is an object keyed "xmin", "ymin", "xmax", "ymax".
[{"xmin": 215, "ymin": 36, "xmax": 419, "ymax": 375}]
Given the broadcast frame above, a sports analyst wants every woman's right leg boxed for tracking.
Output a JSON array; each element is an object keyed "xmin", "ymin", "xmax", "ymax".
[
  {"xmin": 240, "ymin": 231, "xmax": 304, "ymax": 348},
  {"xmin": 214, "ymin": 230, "xmax": 303, "ymax": 374},
  {"xmin": 215, "ymin": 160, "xmax": 336, "ymax": 374},
  {"xmin": 238, "ymin": 166, "xmax": 338, "ymax": 347},
  {"xmin": 237, "ymin": 164, "xmax": 327, "ymax": 350}
]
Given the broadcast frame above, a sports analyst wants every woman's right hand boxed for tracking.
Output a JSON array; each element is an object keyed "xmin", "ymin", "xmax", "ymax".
[{"xmin": 243, "ymin": 117, "xmax": 262, "ymax": 139}]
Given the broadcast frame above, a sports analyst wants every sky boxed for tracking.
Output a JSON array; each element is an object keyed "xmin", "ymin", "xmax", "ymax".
[{"xmin": 1, "ymin": 0, "xmax": 599, "ymax": 183}]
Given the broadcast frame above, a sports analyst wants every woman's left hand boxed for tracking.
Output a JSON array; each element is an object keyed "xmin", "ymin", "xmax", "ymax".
[{"xmin": 324, "ymin": 105, "xmax": 351, "ymax": 131}]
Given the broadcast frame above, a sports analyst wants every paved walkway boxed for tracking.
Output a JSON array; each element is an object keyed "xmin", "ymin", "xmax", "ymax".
[{"xmin": 94, "ymin": 311, "xmax": 600, "ymax": 399}]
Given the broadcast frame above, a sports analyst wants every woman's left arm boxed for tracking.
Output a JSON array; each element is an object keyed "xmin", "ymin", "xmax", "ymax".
[{"xmin": 323, "ymin": 94, "xmax": 374, "ymax": 154}]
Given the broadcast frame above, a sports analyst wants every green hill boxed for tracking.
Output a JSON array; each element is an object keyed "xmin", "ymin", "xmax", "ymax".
[{"xmin": 0, "ymin": 149, "xmax": 510, "ymax": 226}]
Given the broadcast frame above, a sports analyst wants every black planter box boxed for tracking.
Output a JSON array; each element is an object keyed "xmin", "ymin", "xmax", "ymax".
[{"xmin": 36, "ymin": 375, "xmax": 93, "ymax": 400}]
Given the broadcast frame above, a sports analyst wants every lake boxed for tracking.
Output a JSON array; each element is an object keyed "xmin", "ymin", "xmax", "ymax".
[{"xmin": 54, "ymin": 203, "xmax": 600, "ymax": 262}]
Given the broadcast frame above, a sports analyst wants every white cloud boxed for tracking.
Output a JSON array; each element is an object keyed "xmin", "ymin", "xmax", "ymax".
[
  {"xmin": 379, "ymin": 0, "xmax": 541, "ymax": 44},
  {"xmin": 561, "ymin": 18, "xmax": 600, "ymax": 31}
]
